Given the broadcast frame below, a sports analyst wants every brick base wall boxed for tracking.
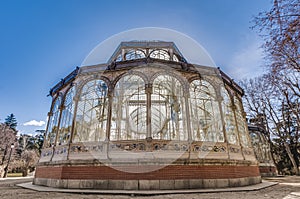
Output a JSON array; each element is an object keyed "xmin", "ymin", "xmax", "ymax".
[
  {"xmin": 34, "ymin": 163, "xmax": 261, "ymax": 189},
  {"xmin": 259, "ymin": 166, "xmax": 277, "ymax": 177},
  {"xmin": 35, "ymin": 164, "xmax": 260, "ymax": 180}
]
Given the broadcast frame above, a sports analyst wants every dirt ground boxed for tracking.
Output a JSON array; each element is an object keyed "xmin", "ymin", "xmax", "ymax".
[{"xmin": 0, "ymin": 176, "xmax": 300, "ymax": 199}]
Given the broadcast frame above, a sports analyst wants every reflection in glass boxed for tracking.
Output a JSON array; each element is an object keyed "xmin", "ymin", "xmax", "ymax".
[
  {"xmin": 235, "ymin": 96, "xmax": 250, "ymax": 147},
  {"xmin": 50, "ymin": 75, "xmax": 250, "ymax": 146},
  {"xmin": 74, "ymin": 79, "xmax": 108, "ymax": 142},
  {"xmin": 250, "ymin": 131, "xmax": 271, "ymax": 162},
  {"xmin": 46, "ymin": 96, "xmax": 62, "ymax": 147},
  {"xmin": 57, "ymin": 86, "xmax": 75, "ymax": 145},
  {"xmin": 190, "ymin": 80, "xmax": 223, "ymax": 142},
  {"xmin": 221, "ymin": 88, "xmax": 238, "ymax": 144}
]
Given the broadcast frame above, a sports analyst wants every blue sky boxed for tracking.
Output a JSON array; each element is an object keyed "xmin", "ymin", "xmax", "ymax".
[{"xmin": 0, "ymin": 0, "xmax": 272, "ymax": 134}]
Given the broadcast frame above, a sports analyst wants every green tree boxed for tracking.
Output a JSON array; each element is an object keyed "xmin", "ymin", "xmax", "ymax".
[{"xmin": 5, "ymin": 114, "xmax": 17, "ymax": 131}]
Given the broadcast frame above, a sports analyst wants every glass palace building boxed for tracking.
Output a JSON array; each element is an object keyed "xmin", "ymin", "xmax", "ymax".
[{"xmin": 34, "ymin": 29, "xmax": 262, "ymax": 189}]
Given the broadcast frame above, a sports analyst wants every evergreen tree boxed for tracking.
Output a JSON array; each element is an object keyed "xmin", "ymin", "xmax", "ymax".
[{"xmin": 5, "ymin": 114, "xmax": 17, "ymax": 131}]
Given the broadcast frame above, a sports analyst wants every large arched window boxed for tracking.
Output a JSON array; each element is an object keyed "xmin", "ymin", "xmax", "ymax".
[
  {"xmin": 111, "ymin": 75, "xmax": 146, "ymax": 140},
  {"xmin": 189, "ymin": 80, "xmax": 223, "ymax": 142},
  {"xmin": 151, "ymin": 75, "xmax": 187, "ymax": 140},
  {"xmin": 45, "ymin": 96, "xmax": 62, "ymax": 147},
  {"xmin": 74, "ymin": 79, "xmax": 108, "ymax": 142},
  {"xmin": 57, "ymin": 86, "xmax": 75, "ymax": 145},
  {"xmin": 221, "ymin": 87, "xmax": 239, "ymax": 145},
  {"xmin": 234, "ymin": 96, "xmax": 250, "ymax": 147}
]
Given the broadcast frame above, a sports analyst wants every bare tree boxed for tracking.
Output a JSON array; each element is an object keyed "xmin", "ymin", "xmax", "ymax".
[
  {"xmin": 249, "ymin": 0, "xmax": 300, "ymax": 175},
  {"xmin": 12, "ymin": 150, "xmax": 39, "ymax": 177},
  {"xmin": 0, "ymin": 123, "xmax": 17, "ymax": 177},
  {"xmin": 241, "ymin": 73, "xmax": 299, "ymax": 175},
  {"xmin": 253, "ymin": 0, "xmax": 300, "ymax": 73}
]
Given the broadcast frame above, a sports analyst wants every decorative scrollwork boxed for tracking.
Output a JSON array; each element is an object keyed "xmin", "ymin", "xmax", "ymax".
[
  {"xmin": 70, "ymin": 144, "xmax": 104, "ymax": 153},
  {"xmin": 110, "ymin": 142, "xmax": 146, "ymax": 151},
  {"xmin": 55, "ymin": 147, "xmax": 68, "ymax": 155},
  {"xmin": 41, "ymin": 149, "xmax": 53, "ymax": 157},
  {"xmin": 229, "ymin": 146, "xmax": 240, "ymax": 153},
  {"xmin": 193, "ymin": 145, "xmax": 227, "ymax": 152},
  {"xmin": 243, "ymin": 149, "xmax": 253, "ymax": 155}
]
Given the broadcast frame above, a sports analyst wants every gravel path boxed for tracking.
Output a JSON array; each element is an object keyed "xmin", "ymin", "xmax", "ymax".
[{"xmin": 1, "ymin": 177, "xmax": 300, "ymax": 199}]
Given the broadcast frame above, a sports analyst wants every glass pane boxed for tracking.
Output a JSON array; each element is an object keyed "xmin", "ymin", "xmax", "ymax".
[
  {"xmin": 125, "ymin": 49, "xmax": 146, "ymax": 60},
  {"xmin": 151, "ymin": 75, "xmax": 187, "ymax": 140},
  {"xmin": 111, "ymin": 75, "xmax": 146, "ymax": 140},
  {"xmin": 172, "ymin": 54, "xmax": 179, "ymax": 62},
  {"xmin": 150, "ymin": 49, "xmax": 170, "ymax": 61},
  {"xmin": 74, "ymin": 79, "xmax": 108, "ymax": 142},
  {"xmin": 235, "ymin": 96, "xmax": 250, "ymax": 147},
  {"xmin": 57, "ymin": 86, "xmax": 75, "ymax": 145},
  {"xmin": 45, "ymin": 96, "xmax": 62, "ymax": 147},
  {"xmin": 190, "ymin": 80, "xmax": 224, "ymax": 142},
  {"xmin": 250, "ymin": 132, "xmax": 260, "ymax": 144},
  {"xmin": 221, "ymin": 87, "xmax": 238, "ymax": 144}
]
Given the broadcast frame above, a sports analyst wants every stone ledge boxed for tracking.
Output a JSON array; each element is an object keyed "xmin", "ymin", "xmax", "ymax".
[
  {"xmin": 19, "ymin": 180, "xmax": 277, "ymax": 195},
  {"xmin": 37, "ymin": 158, "xmax": 257, "ymax": 167},
  {"xmin": 33, "ymin": 176, "xmax": 262, "ymax": 190}
]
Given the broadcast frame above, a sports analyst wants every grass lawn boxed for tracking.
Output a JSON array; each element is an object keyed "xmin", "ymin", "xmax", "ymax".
[{"xmin": 7, "ymin": 173, "xmax": 23, "ymax": 177}]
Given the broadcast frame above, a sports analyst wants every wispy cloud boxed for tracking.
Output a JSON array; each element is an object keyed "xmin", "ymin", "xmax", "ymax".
[
  {"xmin": 228, "ymin": 36, "xmax": 265, "ymax": 80},
  {"xmin": 23, "ymin": 120, "xmax": 46, "ymax": 127}
]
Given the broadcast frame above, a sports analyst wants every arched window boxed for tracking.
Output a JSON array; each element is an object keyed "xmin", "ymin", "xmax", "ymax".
[
  {"xmin": 74, "ymin": 79, "xmax": 108, "ymax": 142},
  {"xmin": 111, "ymin": 75, "xmax": 146, "ymax": 140},
  {"xmin": 150, "ymin": 49, "xmax": 170, "ymax": 61},
  {"xmin": 190, "ymin": 80, "xmax": 223, "ymax": 142},
  {"xmin": 57, "ymin": 86, "xmax": 75, "ymax": 145},
  {"xmin": 124, "ymin": 49, "xmax": 146, "ymax": 60},
  {"xmin": 221, "ymin": 87, "xmax": 238, "ymax": 144},
  {"xmin": 45, "ymin": 96, "xmax": 62, "ymax": 147},
  {"xmin": 151, "ymin": 75, "xmax": 187, "ymax": 140},
  {"xmin": 234, "ymin": 96, "xmax": 250, "ymax": 147}
]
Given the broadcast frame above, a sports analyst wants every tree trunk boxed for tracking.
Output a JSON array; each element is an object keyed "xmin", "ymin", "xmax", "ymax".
[
  {"xmin": 269, "ymin": 141, "xmax": 280, "ymax": 173},
  {"xmin": 0, "ymin": 165, "xmax": 4, "ymax": 178},
  {"xmin": 22, "ymin": 167, "xmax": 28, "ymax": 177},
  {"xmin": 284, "ymin": 142, "xmax": 299, "ymax": 175}
]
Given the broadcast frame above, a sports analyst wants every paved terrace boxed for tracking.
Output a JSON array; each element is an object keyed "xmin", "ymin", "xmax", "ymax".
[{"xmin": 0, "ymin": 176, "xmax": 300, "ymax": 198}]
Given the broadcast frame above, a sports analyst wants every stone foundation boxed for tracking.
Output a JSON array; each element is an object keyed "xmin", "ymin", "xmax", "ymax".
[
  {"xmin": 34, "ymin": 162, "xmax": 261, "ymax": 189},
  {"xmin": 33, "ymin": 177, "xmax": 261, "ymax": 190}
]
